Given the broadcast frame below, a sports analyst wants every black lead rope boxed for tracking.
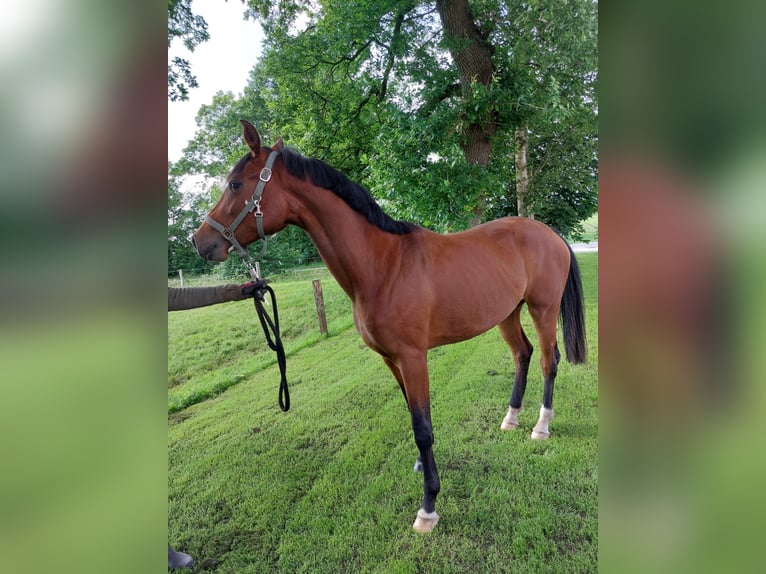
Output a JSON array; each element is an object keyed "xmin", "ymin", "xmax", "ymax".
[{"xmin": 251, "ymin": 280, "xmax": 290, "ymax": 411}]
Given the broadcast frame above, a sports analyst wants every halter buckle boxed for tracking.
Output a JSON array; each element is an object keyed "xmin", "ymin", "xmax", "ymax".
[
  {"xmin": 245, "ymin": 261, "xmax": 260, "ymax": 282},
  {"xmin": 259, "ymin": 167, "xmax": 272, "ymax": 182}
]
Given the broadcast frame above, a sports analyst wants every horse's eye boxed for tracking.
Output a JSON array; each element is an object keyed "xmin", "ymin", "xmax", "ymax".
[{"xmin": 229, "ymin": 181, "xmax": 242, "ymax": 191}]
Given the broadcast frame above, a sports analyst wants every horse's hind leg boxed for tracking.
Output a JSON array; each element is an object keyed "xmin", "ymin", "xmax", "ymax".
[
  {"xmin": 528, "ymin": 303, "xmax": 562, "ymax": 440},
  {"xmin": 498, "ymin": 304, "xmax": 534, "ymax": 430}
]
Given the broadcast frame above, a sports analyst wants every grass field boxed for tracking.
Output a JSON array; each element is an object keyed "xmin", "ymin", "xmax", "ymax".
[{"xmin": 168, "ymin": 253, "xmax": 597, "ymax": 573}]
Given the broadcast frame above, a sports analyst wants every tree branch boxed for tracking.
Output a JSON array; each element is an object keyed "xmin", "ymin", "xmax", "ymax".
[
  {"xmin": 417, "ymin": 82, "xmax": 461, "ymax": 117},
  {"xmin": 377, "ymin": 10, "xmax": 407, "ymax": 103}
]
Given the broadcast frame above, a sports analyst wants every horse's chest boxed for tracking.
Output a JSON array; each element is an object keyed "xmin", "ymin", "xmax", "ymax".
[
  {"xmin": 352, "ymin": 305, "xmax": 377, "ymax": 346},
  {"xmin": 352, "ymin": 299, "xmax": 427, "ymax": 357},
  {"xmin": 351, "ymin": 303, "xmax": 396, "ymax": 355}
]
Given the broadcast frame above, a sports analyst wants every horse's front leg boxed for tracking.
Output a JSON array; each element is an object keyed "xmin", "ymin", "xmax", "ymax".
[
  {"xmin": 411, "ymin": 402, "xmax": 440, "ymax": 532},
  {"xmin": 382, "ymin": 358, "xmax": 425, "ymax": 473},
  {"xmin": 393, "ymin": 350, "xmax": 441, "ymax": 532}
]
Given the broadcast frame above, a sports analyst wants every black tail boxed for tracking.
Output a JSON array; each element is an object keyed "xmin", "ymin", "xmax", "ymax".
[{"xmin": 560, "ymin": 242, "xmax": 588, "ymax": 364}]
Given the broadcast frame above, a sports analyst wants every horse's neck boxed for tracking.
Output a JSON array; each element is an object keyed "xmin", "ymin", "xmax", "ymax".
[{"xmin": 290, "ymin": 183, "xmax": 403, "ymax": 299}]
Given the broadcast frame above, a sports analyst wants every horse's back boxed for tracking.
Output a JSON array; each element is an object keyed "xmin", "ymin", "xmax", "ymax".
[
  {"xmin": 411, "ymin": 217, "xmax": 570, "ymax": 347},
  {"xmin": 433, "ymin": 217, "xmax": 570, "ymax": 282},
  {"xmin": 475, "ymin": 217, "xmax": 568, "ymax": 255}
]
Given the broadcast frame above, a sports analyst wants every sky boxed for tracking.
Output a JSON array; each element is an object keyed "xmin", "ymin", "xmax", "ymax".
[{"xmin": 168, "ymin": 0, "xmax": 264, "ymax": 162}]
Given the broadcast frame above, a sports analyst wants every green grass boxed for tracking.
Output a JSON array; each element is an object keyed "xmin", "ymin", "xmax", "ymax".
[
  {"xmin": 168, "ymin": 268, "xmax": 348, "ymax": 413},
  {"xmin": 169, "ymin": 254, "xmax": 597, "ymax": 573}
]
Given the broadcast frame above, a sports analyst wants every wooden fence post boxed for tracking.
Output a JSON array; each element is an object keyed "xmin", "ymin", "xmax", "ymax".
[
  {"xmin": 312, "ymin": 279, "xmax": 328, "ymax": 335},
  {"xmin": 178, "ymin": 269, "xmax": 184, "ymax": 287}
]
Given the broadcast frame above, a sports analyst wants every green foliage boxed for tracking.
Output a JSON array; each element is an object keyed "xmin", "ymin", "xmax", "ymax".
[
  {"xmin": 172, "ymin": 86, "xmax": 277, "ymax": 179},
  {"xmin": 526, "ymin": 118, "xmax": 598, "ymax": 240},
  {"xmin": 171, "ymin": 0, "xmax": 597, "ymax": 261},
  {"xmin": 484, "ymin": 106, "xmax": 598, "ymax": 238},
  {"xmin": 167, "ymin": 0, "xmax": 210, "ymax": 101},
  {"xmin": 487, "ymin": 0, "xmax": 598, "ymax": 234},
  {"xmin": 367, "ymin": 110, "xmax": 501, "ymax": 231},
  {"xmin": 168, "ymin": 253, "xmax": 598, "ymax": 572},
  {"xmin": 168, "ymin": 170, "xmax": 215, "ymax": 275}
]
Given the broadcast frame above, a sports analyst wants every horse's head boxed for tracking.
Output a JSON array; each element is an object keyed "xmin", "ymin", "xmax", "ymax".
[{"xmin": 191, "ymin": 120, "xmax": 289, "ymax": 262}]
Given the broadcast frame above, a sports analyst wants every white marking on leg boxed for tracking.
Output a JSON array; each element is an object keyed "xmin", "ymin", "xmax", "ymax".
[
  {"xmin": 500, "ymin": 406, "xmax": 521, "ymax": 430},
  {"xmin": 530, "ymin": 406, "xmax": 554, "ymax": 440},
  {"xmin": 412, "ymin": 508, "xmax": 440, "ymax": 532}
]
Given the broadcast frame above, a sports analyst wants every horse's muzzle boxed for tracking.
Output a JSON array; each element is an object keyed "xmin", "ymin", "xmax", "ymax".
[{"xmin": 190, "ymin": 229, "xmax": 228, "ymax": 262}]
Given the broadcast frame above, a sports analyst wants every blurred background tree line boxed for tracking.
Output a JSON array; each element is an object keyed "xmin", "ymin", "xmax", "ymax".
[{"xmin": 168, "ymin": 0, "xmax": 597, "ymax": 278}]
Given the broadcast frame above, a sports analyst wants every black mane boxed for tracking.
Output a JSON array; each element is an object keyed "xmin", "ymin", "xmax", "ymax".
[{"xmin": 280, "ymin": 148, "xmax": 417, "ymax": 235}]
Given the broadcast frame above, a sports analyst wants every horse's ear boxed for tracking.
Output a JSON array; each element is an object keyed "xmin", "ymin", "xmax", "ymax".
[
  {"xmin": 240, "ymin": 120, "xmax": 261, "ymax": 156},
  {"xmin": 273, "ymin": 137, "xmax": 284, "ymax": 151}
]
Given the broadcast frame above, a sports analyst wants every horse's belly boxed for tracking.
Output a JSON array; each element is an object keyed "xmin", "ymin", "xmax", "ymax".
[{"xmin": 428, "ymin": 298, "xmax": 518, "ymax": 348}]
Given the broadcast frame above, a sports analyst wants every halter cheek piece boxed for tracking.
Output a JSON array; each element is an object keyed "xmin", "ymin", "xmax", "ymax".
[{"xmin": 204, "ymin": 150, "xmax": 280, "ymax": 277}]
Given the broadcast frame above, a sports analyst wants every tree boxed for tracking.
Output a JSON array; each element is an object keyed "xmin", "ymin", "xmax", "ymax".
[
  {"xmin": 172, "ymin": 88, "xmax": 273, "ymax": 178},
  {"xmin": 168, "ymin": 0, "xmax": 210, "ymax": 101},
  {"xmin": 484, "ymin": 106, "xmax": 598, "ymax": 239},
  {"xmin": 175, "ymin": 0, "xmax": 597, "ymax": 240},
  {"xmin": 434, "ymin": 0, "xmax": 498, "ymax": 224},
  {"xmin": 168, "ymin": 170, "xmax": 215, "ymax": 274},
  {"xmin": 525, "ymin": 108, "xmax": 597, "ymax": 238},
  {"xmin": 490, "ymin": 0, "xmax": 598, "ymax": 222}
]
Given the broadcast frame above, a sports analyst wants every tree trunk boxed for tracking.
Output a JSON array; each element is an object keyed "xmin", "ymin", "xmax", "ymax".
[
  {"xmin": 515, "ymin": 125, "xmax": 531, "ymax": 219},
  {"xmin": 436, "ymin": 0, "xmax": 498, "ymax": 226}
]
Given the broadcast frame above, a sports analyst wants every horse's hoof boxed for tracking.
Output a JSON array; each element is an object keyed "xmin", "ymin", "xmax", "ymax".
[
  {"xmin": 500, "ymin": 407, "xmax": 520, "ymax": 431},
  {"xmin": 500, "ymin": 420, "xmax": 518, "ymax": 431},
  {"xmin": 530, "ymin": 407, "xmax": 553, "ymax": 439},
  {"xmin": 412, "ymin": 509, "xmax": 439, "ymax": 532}
]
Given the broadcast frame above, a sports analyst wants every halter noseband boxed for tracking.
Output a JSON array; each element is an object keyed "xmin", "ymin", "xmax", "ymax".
[{"xmin": 204, "ymin": 150, "xmax": 280, "ymax": 278}]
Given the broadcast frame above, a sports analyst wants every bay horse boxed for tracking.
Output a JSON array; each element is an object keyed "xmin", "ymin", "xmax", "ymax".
[{"xmin": 191, "ymin": 120, "xmax": 587, "ymax": 532}]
